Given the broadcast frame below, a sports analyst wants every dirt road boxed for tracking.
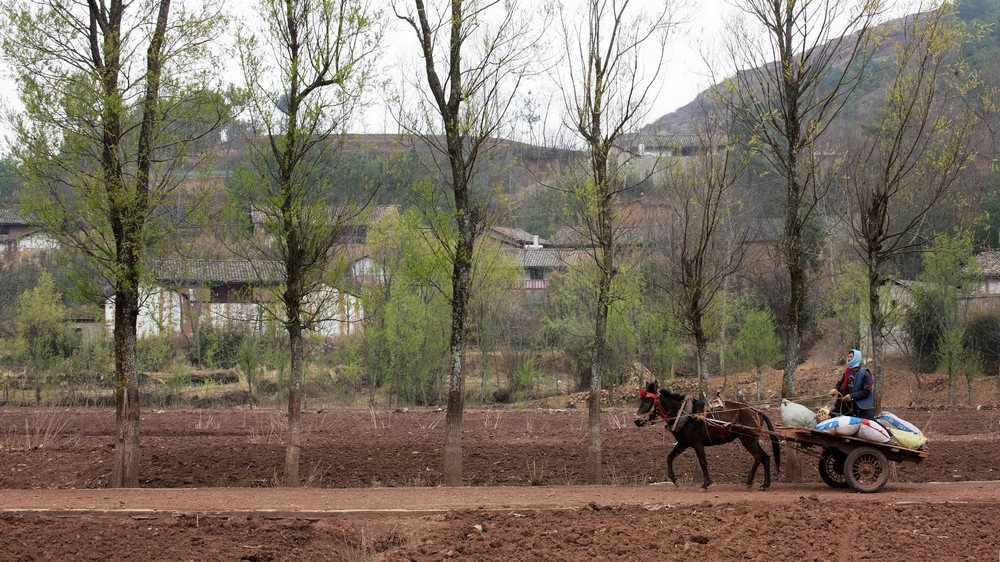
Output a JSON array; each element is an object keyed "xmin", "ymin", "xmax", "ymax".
[
  {"xmin": 2, "ymin": 482, "xmax": 999, "ymax": 561},
  {"xmin": 1, "ymin": 480, "xmax": 998, "ymax": 515}
]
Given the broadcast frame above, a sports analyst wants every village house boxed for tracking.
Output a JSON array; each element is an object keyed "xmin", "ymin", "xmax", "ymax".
[
  {"xmin": 487, "ymin": 226, "xmax": 584, "ymax": 293},
  {"xmin": 104, "ymin": 259, "xmax": 363, "ymax": 339},
  {"xmin": 958, "ymin": 250, "xmax": 1000, "ymax": 317},
  {"xmin": 0, "ymin": 208, "xmax": 58, "ymax": 264}
]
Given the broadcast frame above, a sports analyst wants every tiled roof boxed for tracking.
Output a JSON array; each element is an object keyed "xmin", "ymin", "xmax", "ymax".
[
  {"xmin": 503, "ymin": 248, "xmax": 584, "ymax": 268},
  {"xmin": 489, "ymin": 226, "xmax": 547, "ymax": 247},
  {"xmin": 0, "ymin": 208, "xmax": 31, "ymax": 226},
  {"xmin": 977, "ymin": 251, "xmax": 1000, "ymax": 278},
  {"xmin": 250, "ymin": 204, "xmax": 398, "ymax": 226},
  {"xmin": 150, "ymin": 259, "xmax": 284, "ymax": 285},
  {"xmin": 549, "ymin": 227, "xmax": 583, "ymax": 247}
]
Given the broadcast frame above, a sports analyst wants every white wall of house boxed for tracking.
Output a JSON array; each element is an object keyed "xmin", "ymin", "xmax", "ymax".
[
  {"xmin": 18, "ymin": 233, "xmax": 59, "ymax": 252},
  {"xmin": 985, "ymin": 279, "xmax": 1000, "ymax": 294},
  {"xmin": 1, "ymin": 232, "xmax": 59, "ymax": 263},
  {"xmin": 105, "ymin": 287, "xmax": 183, "ymax": 338},
  {"xmin": 206, "ymin": 302, "xmax": 264, "ymax": 332},
  {"xmin": 310, "ymin": 286, "xmax": 364, "ymax": 337},
  {"xmin": 106, "ymin": 284, "xmax": 363, "ymax": 339}
]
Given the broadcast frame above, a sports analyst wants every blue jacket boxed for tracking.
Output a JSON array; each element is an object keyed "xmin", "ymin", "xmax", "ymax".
[{"xmin": 834, "ymin": 366, "xmax": 874, "ymax": 410}]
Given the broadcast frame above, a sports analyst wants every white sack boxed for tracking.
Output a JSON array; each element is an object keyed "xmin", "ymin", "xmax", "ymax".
[
  {"xmin": 781, "ymin": 399, "xmax": 818, "ymax": 428},
  {"xmin": 856, "ymin": 419, "xmax": 892, "ymax": 443},
  {"xmin": 877, "ymin": 411, "xmax": 923, "ymax": 436},
  {"xmin": 815, "ymin": 416, "xmax": 862, "ymax": 436}
]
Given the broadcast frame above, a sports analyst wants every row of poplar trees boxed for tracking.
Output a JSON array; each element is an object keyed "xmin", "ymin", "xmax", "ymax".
[{"xmin": 0, "ymin": 0, "xmax": 987, "ymax": 488}]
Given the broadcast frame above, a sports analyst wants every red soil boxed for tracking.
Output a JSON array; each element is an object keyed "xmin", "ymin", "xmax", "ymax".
[{"xmin": 0, "ymin": 397, "xmax": 998, "ymax": 561}]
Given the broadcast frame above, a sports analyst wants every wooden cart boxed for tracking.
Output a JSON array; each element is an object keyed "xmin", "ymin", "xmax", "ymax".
[{"xmin": 768, "ymin": 426, "xmax": 929, "ymax": 493}]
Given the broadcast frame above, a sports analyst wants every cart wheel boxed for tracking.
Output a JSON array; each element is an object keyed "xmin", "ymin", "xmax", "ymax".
[
  {"xmin": 818, "ymin": 448, "xmax": 848, "ymax": 488},
  {"xmin": 844, "ymin": 446, "xmax": 890, "ymax": 493}
]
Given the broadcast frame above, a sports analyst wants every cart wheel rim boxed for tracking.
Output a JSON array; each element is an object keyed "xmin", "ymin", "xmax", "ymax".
[
  {"xmin": 852, "ymin": 453, "xmax": 882, "ymax": 482},
  {"xmin": 819, "ymin": 449, "xmax": 849, "ymax": 488},
  {"xmin": 847, "ymin": 449, "xmax": 889, "ymax": 492}
]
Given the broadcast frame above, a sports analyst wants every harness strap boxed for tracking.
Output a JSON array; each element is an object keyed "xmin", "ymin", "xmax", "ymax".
[{"xmin": 672, "ymin": 397, "xmax": 692, "ymax": 432}]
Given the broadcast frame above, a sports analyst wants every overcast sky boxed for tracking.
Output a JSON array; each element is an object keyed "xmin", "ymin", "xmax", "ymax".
[
  {"xmin": 374, "ymin": 0, "xmax": 739, "ymax": 138},
  {"xmin": 3, "ymin": 0, "xmax": 743, "ymax": 139}
]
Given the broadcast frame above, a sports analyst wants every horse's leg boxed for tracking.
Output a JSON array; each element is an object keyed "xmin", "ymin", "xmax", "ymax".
[
  {"xmin": 740, "ymin": 436, "xmax": 771, "ymax": 490},
  {"xmin": 738, "ymin": 435, "xmax": 761, "ymax": 487},
  {"xmin": 693, "ymin": 444, "xmax": 712, "ymax": 490},
  {"xmin": 666, "ymin": 442, "xmax": 689, "ymax": 485},
  {"xmin": 757, "ymin": 441, "xmax": 772, "ymax": 490}
]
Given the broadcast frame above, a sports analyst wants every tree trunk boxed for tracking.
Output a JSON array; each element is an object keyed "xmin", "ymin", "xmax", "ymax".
[
  {"xmin": 780, "ymin": 51, "xmax": 804, "ymax": 400},
  {"xmin": 588, "ymin": 285, "xmax": 609, "ymax": 485},
  {"xmin": 695, "ymin": 335, "xmax": 710, "ymax": 400},
  {"xmin": 443, "ymin": 344, "xmax": 465, "ymax": 486},
  {"xmin": 443, "ymin": 276, "xmax": 470, "ymax": 486},
  {"xmin": 868, "ymin": 271, "xmax": 885, "ymax": 413},
  {"xmin": 587, "ymin": 176, "xmax": 614, "ymax": 485},
  {"xmin": 783, "ymin": 254, "xmax": 804, "ymax": 399},
  {"xmin": 443, "ymin": 220, "xmax": 474, "ymax": 487},
  {"xmin": 284, "ymin": 323, "xmax": 304, "ymax": 486},
  {"xmin": 111, "ymin": 286, "xmax": 141, "ymax": 488}
]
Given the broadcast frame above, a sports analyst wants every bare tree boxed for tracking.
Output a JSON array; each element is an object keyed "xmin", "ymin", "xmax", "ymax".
[
  {"xmin": 233, "ymin": 0, "xmax": 383, "ymax": 485},
  {"xmin": 392, "ymin": 0, "xmax": 541, "ymax": 486},
  {"xmin": 653, "ymin": 109, "xmax": 750, "ymax": 399},
  {"xmin": 842, "ymin": 2, "xmax": 985, "ymax": 411},
  {"xmin": 554, "ymin": 0, "xmax": 682, "ymax": 484},
  {"xmin": 2, "ymin": 0, "xmax": 228, "ymax": 487},
  {"xmin": 725, "ymin": 0, "xmax": 883, "ymax": 397}
]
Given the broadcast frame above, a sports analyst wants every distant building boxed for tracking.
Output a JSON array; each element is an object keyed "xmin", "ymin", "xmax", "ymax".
[
  {"xmin": 0, "ymin": 208, "xmax": 58, "ymax": 263},
  {"xmin": 104, "ymin": 259, "xmax": 363, "ymax": 339},
  {"xmin": 959, "ymin": 251, "xmax": 1000, "ymax": 317},
  {"xmin": 977, "ymin": 251, "xmax": 1000, "ymax": 294},
  {"xmin": 484, "ymin": 226, "xmax": 584, "ymax": 293}
]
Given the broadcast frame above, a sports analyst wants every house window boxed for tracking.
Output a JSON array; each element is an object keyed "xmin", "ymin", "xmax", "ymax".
[
  {"xmin": 0, "ymin": 226, "xmax": 8, "ymax": 235},
  {"xmin": 210, "ymin": 286, "xmax": 233, "ymax": 303},
  {"xmin": 527, "ymin": 267, "xmax": 544, "ymax": 280}
]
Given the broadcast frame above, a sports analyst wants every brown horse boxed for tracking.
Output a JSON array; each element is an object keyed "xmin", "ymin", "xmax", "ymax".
[{"xmin": 635, "ymin": 381, "xmax": 781, "ymax": 490}]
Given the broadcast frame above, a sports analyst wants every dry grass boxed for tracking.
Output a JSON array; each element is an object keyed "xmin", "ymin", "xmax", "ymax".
[
  {"xmin": 527, "ymin": 459, "xmax": 546, "ymax": 485},
  {"xmin": 246, "ymin": 412, "xmax": 286, "ymax": 445},
  {"xmin": 368, "ymin": 407, "xmax": 392, "ymax": 430},
  {"xmin": 483, "ymin": 410, "xmax": 502, "ymax": 430},
  {"xmin": 194, "ymin": 413, "xmax": 219, "ymax": 431},
  {"xmin": 605, "ymin": 411, "xmax": 633, "ymax": 430},
  {"xmin": 416, "ymin": 414, "xmax": 444, "ymax": 430},
  {"xmin": 1, "ymin": 412, "xmax": 73, "ymax": 451},
  {"xmin": 303, "ymin": 460, "xmax": 330, "ymax": 487},
  {"xmin": 605, "ymin": 458, "xmax": 648, "ymax": 486},
  {"xmin": 343, "ymin": 526, "xmax": 408, "ymax": 562}
]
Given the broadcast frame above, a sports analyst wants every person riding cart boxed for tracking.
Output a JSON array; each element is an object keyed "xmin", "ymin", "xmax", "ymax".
[{"xmin": 829, "ymin": 348, "xmax": 875, "ymax": 420}]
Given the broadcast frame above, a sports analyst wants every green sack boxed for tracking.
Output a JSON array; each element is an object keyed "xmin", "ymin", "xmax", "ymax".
[{"xmin": 889, "ymin": 428, "xmax": 927, "ymax": 449}]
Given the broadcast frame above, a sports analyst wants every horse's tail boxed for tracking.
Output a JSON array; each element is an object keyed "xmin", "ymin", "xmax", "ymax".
[{"xmin": 762, "ymin": 412, "xmax": 781, "ymax": 474}]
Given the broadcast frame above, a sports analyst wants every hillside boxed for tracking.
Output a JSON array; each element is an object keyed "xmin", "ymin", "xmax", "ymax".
[{"xmin": 640, "ymin": 5, "xmax": 1000, "ymax": 142}]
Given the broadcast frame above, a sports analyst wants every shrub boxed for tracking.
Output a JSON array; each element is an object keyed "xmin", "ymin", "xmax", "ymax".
[
  {"xmin": 965, "ymin": 312, "xmax": 1000, "ymax": 374},
  {"xmin": 191, "ymin": 324, "xmax": 246, "ymax": 369},
  {"xmin": 903, "ymin": 288, "xmax": 947, "ymax": 371},
  {"xmin": 66, "ymin": 334, "xmax": 112, "ymax": 388},
  {"xmin": 137, "ymin": 335, "xmax": 177, "ymax": 372}
]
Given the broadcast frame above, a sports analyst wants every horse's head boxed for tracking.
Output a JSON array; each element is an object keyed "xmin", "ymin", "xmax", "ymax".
[
  {"xmin": 635, "ymin": 381, "xmax": 663, "ymax": 427},
  {"xmin": 635, "ymin": 381, "xmax": 687, "ymax": 428}
]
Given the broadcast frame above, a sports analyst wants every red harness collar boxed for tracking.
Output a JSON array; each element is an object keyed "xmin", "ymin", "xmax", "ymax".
[{"xmin": 640, "ymin": 389, "xmax": 674, "ymax": 423}]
